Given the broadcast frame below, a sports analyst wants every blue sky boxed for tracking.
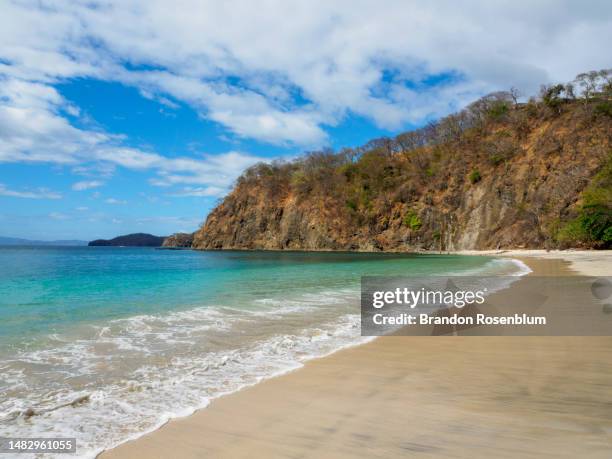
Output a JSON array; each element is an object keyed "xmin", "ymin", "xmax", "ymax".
[
  {"xmin": 1, "ymin": 1, "xmax": 611, "ymax": 240},
  {"xmin": 0, "ymin": 77, "xmax": 401, "ymax": 240}
]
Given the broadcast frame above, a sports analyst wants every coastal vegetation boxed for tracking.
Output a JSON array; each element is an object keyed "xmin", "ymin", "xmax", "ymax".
[
  {"xmin": 556, "ymin": 154, "xmax": 612, "ymax": 248},
  {"xmin": 193, "ymin": 70, "xmax": 612, "ymax": 251}
]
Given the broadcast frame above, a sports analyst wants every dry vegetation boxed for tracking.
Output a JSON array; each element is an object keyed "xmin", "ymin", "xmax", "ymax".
[{"xmin": 194, "ymin": 70, "xmax": 612, "ymax": 251}]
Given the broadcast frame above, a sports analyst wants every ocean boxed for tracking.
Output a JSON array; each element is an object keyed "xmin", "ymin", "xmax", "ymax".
[{"xmin": 0, "ymin": 247, "xmax": 528, "ymax": 458}]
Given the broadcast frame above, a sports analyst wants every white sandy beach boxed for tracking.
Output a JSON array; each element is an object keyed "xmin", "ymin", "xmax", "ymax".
[{"xmin": 452, "ymin": 249, "xmax": 612, "ymax": 276}]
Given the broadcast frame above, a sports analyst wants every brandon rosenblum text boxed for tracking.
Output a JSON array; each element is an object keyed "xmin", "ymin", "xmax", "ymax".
[{"xmin": 372, "ymin": 313, "xmax": 547, "ymax": 326}]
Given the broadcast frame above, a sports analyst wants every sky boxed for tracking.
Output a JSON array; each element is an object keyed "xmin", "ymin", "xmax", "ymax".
[{"xmin": 0, "ymin": 1, "xmax": 611, "ymax": 240}]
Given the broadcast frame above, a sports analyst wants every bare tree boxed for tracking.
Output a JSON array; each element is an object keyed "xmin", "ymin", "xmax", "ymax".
[
  {"xmin": 575, "ymin": 71, "xmax": 600, "ymax": 103},
  {"xmin": 598, "ymin": 69, "xmax": 612, "ymax": 95},
  {"xmin": 395, "ymin": 131, "xmax": 423, "ymax": 152},
  {"xmin": 509, "ymin": 86, "xmax": 521, "ymax": 105}
]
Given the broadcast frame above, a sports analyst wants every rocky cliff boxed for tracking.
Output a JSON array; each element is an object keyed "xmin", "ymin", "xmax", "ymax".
[
  {"xmin": 193, "ymin": 86, "xmax": 612, "ymax": 252},
  {"xmin": 162, "ymin": 232, "xmax": 194, "ymax": 248}
]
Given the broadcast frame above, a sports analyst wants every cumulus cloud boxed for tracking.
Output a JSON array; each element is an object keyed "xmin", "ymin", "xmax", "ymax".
[
  {"xmin": 147, "ymin": 151, "xmax": 267, "ymax": 189},
  {"xmin": 0, "ymin": 75, "xmax": 266, "ymax": 194},
  {"xmin": 1, "ymin": 0, "xmax": 610, "ymax": 149},
  {"xmin": 0, "ymin": 183, "xmax": 62, "ymax": 199}
]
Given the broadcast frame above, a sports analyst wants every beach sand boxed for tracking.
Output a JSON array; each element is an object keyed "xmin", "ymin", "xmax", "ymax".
[
  {"xmin": 453, "ymin": 249, "xmax": 612, "ymax": 277},
  {"xmin": 100, "ymin": 251, "xmax": 612, "ymax": 459}
]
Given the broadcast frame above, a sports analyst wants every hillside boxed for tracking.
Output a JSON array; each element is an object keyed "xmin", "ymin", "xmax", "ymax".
[
  {"xmin": 193, "ymin": 72, "xmax": 612, "ymax": 252},
  {"xmin": 88, "ymin": 233, "xmax": 166, "ymax": 247}
]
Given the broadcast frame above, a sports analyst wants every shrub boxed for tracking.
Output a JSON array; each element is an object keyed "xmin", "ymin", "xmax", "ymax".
[
  {"xmin": 594, "ymin": 101, "xmax": 612, "ymax": 117},
  {"xmin": 557, "ymin": 204, "xmax": 612, "ymax": 247},
  {"xmin": 291, "ymin": 170, "xmax": 310, "ymax": 194},
  {"xmin": 489, "ymin": 154, "xmax": 505, "ymax": 166},
  {"xmin": 578, "ymin": 203, "xmax": 612, "ymax": 242},
  {"xmin": 339, "ymin": 163, "xmax": 358, "ymax": 181},
  {"xmin": 469, "ymin": 169, "xmax": 482, "ymax": 184},
  {"xmin": 557, "ymin": 155, "xmax": 612, "ymax": 248},
  {"xmin": 487, "ymin": 100, "xmax": 510, "ymax": 119},
  {"xmin": 525, "ymin": 98, "xmax": 540, "ymax": 117},
  {"xmin": 403, "ymin": 210, "xmax": 422, "ymax": 231},
  {"xmin": 487, "ymin": 135, "xmax": 519, "ymax": 165},
  {"xmin": 557, "ymin": 219, "xmax": 586, "ymax": 244},
  {"xmin": 540, "ymin": 84, "xmax": 565, "ymax": 112}
]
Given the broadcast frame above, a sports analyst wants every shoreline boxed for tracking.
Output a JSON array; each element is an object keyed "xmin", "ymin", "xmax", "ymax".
[
  {"xmin": 100, "ymin": 250, "xmax": 611, "ymax": 458},
  {"xmin": 447, "ymin": 249, "xmax": 611, "ymax": 277},
  {"xmin": 188, "ymin": 247, "xmax": 609, "ymax": 277}
]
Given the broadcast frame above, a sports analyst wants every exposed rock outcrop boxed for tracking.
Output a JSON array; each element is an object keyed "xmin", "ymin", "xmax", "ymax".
[{"xmin": 162, "ymin": 232, "xmax": 194, "ymax": 248}]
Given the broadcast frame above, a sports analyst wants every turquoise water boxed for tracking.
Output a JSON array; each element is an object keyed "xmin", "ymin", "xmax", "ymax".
[
  {"xmin": 0, "ymin": 247, "xmax": 524, "ymax": 458},
  {"xmin": 0, "ymin": 247, "xmax": 504, "ymax": 343}
]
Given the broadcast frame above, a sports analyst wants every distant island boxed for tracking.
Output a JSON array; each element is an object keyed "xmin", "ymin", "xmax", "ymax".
[
  {"xmin": 0, "ymin": 236, "xmax": 88, "ymax": 246},
  {"xmin": 88, "ymin": 233, "xmax": 166, "ymax": 247}
]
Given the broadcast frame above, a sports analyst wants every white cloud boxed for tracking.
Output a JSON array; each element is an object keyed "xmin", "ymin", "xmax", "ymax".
[
  {"xmin": 0, "ymin": 76, "xmax": 267, "ymax": 195},
  {"xmin": 105, "ymin": 198, "xmax": 127, "ymax": 205},
  {"xmin": 1, "ymin": 0, "xmax": 610, "ymax": 149},
  {"xmin": 0, "ymin": 183, "xmax": 62, "ymax": 199},
  {"xmin": 72, "ymin": 180, "xmax": 104, "ymax": 191},
  {"xmin": 0, "ymin": 78, "xmax": 113, "ymax": 164},
  {"xmin": 169, "ymin": 186, "xmax": 227, "ymax": 198},
  {"xmin": 72, "ymin": 163, "xmax": 116, "ymax": 178},
  {"xmin": 147, "ymin": 151, "xmax": 266, "ymax": 189}
]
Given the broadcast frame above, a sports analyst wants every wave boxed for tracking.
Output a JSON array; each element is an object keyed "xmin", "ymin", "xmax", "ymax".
[{"xmin": 0, "ymin": 297, "xmax": 366, "ymax": 458}]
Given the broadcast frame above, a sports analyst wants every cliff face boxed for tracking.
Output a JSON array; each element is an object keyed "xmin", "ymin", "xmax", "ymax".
[
  {"xmin": 162, "ymin": 232, "xmax": 194, "ymax": 248},
  {"xmin": 193, "ymin": 98, "xmax": 612, "ymax": 252}
]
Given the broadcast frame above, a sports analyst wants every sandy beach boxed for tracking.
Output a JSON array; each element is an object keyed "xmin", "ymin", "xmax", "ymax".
[{"xmin": 101, "ymin": 251, "xmax": 612, "ymax": 459}]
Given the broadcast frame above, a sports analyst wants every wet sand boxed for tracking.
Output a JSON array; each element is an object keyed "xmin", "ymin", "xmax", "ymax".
[{"xmin": 101, "ymin": 253, "xmax": 612, "ymax": 459}]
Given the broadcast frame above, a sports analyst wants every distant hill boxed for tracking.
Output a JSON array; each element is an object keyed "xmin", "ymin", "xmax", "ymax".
[
  {"xmin": 88, "ymin": 233, "xmax": 166, "ymax": 247},
  {"xmin": 0, "ymin": 236, "xmax": 88, "ymax": 246}
]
